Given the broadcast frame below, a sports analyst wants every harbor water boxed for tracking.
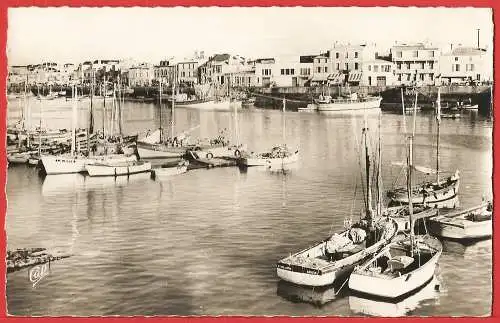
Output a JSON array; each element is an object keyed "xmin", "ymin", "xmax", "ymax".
[{"xmin": 6, "ymin": 97, "xmax": 492, "ymax": 316}]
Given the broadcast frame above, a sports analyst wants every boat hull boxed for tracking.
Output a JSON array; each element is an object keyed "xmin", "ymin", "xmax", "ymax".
[
  {"xmin": 136, "ymin": 145, "xmax": 186, "ymax": 159},
  {"xmin": 317, "ymin": 97, "xmax": 382, "ymax": 112},
  {"xmin": 152, "ymin": 166, "xmax": 188, "ymax": 179},
  {"xmin": 241, "ymin": 151, "xmax": 299, "ymax": 167},
  {"xmin": 86, "ymin": 162, "xmax": 152, "ymax": 177},
  {"xmin": 41, "ymin": 155, "xmax": 137, "ymax": 175},
  {"xmin": 179, "ymin": 99, "xmax": 242, "ymax": 110},
  {"xmin": 348, "ymin": 237, "xmax": 442, "ymax": 300},
  {"xmin": 428, "ymin": 219, "xmax": 491, "ymax": 239},
  {"xmin": 388, "ymin": 176, "xmax": 460, "ymax": 205}
]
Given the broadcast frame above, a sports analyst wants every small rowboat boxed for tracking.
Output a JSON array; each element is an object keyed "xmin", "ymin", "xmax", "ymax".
[
  {"xmin": 427, "ymin": 202, "xmax": 492, "ymax": 240},
  {"xmin": 152, "ymin": 161, "xmax": 189, "ymax": 179},
  {"xmin": 86, "ymin": 160, "xmax": 151, "ymax": 177}
]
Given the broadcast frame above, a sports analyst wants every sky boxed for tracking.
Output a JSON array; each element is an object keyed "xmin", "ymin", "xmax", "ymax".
[{"xmin": 7, "ymin": 7, "xmax": 494, "ymax": 65}]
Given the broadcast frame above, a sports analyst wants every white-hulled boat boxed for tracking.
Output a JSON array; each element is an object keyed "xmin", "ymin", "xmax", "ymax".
[
  {"xmin": 241, "ymin": 145, "xmax": 299, "ymax": 167},
  {"xmin": 315, "ymin": 93, "xmax": 382, "ymax": 113},
  {"xmin": 348, "ymin": 275, "xmax": 441, "ymax": 316},
  {"xmin": 176, "ymin": 97, "xmax": 242, "ymax": 111},
  {"xmin": 86, "ymin": 160, "xmax": 151, "ymax": 177},
  {"xmin": 387, "ymin": 87, "xmax": 460, "ymax": 205},
  {"xmin": 152, "ymin": 160, "xmax": 189, "ymax": 179},
  {"xmin": 427, "ymin": 201, "xmax": 492, "ymax": 240},
  {"xmin": 276, "ymin": 118, "xmax": 397, "ymax": 287},
  {"xmin": 298, "ymin": 103, "xmax": 318, "ymax": 112},
  {"xmin": 41, "ymin": 154, "xmax": 137, "ymax": 175},
  {"xmin": 349, "ymin": 135, "xmax": 443, "ymax": 300}
]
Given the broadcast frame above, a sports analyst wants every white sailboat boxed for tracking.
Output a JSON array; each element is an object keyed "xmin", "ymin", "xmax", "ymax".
[
  {"xmin": 349, "ymin": 135, "xmax": 443, "ymax": 300},
  {"xmin": 276, "ymin": 117, "xmax": 397, "ymax": 287},
  {"xmin": 387, "ymin": 87, "xmax": 460, "ymax": 205},
  {"xmin": 41, "ymin": 85, "xmax": 135, "ymax": 175},
  {"xmin": 241, "ymin": 98, "xmax": 299, "ymax": 167},
  {"xmin": 152, "ymin": 160, "xmax": 189, "ymax": 179}
]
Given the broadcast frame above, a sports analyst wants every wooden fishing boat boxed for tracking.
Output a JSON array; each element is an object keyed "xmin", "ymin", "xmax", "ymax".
[
  {"xmin": 152, "ymin": 160, "xmax": 189, "ymax": 179},
  {"xmin": 7, "ymin": 151, "xmax": 35, "ymax": 165},
  {"xmin": 86, "ymin": 160, "xmax": 151, "ymax": 177},
  {"xmin": 298, "ymin": 104, "xmax": 318, "ymax": 112},
  {"xmin": 427, "ymin": 202, "xmax": 492, "ymax": 240},
  {"xmin": 276, "ymin": 117, "xmax": 397, "ymax": 287},
  {"xmin": 349, "ymin": 135, "xmax": 443, "ymax": 300},
  {"xmin": 387, "ymin": 87, "xmax": 460, "ymax": 205},
  {"xmin": 315, "ymin": 93, "xmax": 382, "ymax": 113}
]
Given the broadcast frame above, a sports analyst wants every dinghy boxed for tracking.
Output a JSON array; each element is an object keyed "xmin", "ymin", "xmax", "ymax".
[
  {"xmin": 86, "ymin": 160, "xmax": 151, "ymax": 177},
  {"xmin": 241, "ymin": 145, "xmax": 299, "ymax": 167},
  {"xmin": 427, "ymin": 201, "xmax": 492, "ymax": 240},
  {"xmin": 152, "ymin": 160, "xmax": 189, "ymax": 179}
]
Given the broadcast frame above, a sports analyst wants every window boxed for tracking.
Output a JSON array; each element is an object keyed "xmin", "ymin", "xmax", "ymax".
[
  {"xmin": 383, "ymin": 65, "xmax": 391, "ymax": 72},
  {"xmin": 429, "ymin": 62, "xmax": 434, "ymax": 70},
  {"xmin": 300, "ymin": 68, "xmax": 310, "ymax": 75},
  {"xmin": 407, "ymin": 74, "xmax": 411, "ymax": 81},
  {"xmin": 346, "ymin": 52, "xmax": 349, "ymax": 58},
  {"xmin": 355, "ymin": 52, "xmax": 359, "ymax": 58},
  {"xmin": 336, "ymin": 52, "xmax": 339, "ymax": 59},
  {"xmin": 281, "ymin": 69, "xmax": 285, "ymax": 75},
  {"xmin": 397, "ymin": 62, "xmax": 402, "ymax": 70},
  {"xmin": 420, "ymin": 62, "xmax": 425, "ymax": 69},
  {"xmin": 345, "ymin": 63, "xmax": 349, "ymax": 70},
  {"xmin": 397, "ymin": 74, "xmax": 402, "ymax": 81},
  {"xmin": 470, "ymin": 64, "xmax": 475, "ymax": 71},
  {"xmin": 455, "ymin": 64, "xmax": 460, "ymax": 72},
  {"xmin": 354, "ymin": 62, "xmax": 359, "ymax": 70},
  {"xmin": 317, "ymin": 67, "xmax": 321, "ymax": 73},
  {"xmin": 419, "ymin": 74, "xmax": 424, "ymax": 81},
  {"xmin": 263, "ymin": 69, "xmax": 271, "ymax": 76},
  {"xmin": 455, "ymin": 57, "xmax": 459, "ymax": 61},
  {"xmin": 374, "ymin": 65, "xmax": 379, "ymax": 72},
  {"xmin": 429, "ymin": 51, "xmax": 435, "ymax": 57},
  {"xmin": 336, "ymin": 63, "xmax": 340, "ymax": 70},
  {"xmin": 430, "ymin": 73, "xmax": 434, "ymax": 80},
  {"xmin": 413, "ymin": 51, "xmax": 418, "ymax": 58},
  {"xmin": 396, "ymin": 51, "xmax": 402, "ymax": 58},
  {"xmin": 368, "ymin": 65, "xmax": 371, "ymax": 71},
  {"xmin": 324, "ymin": 67, "xmax": 328, "ymax": 73},
  {"xmin": 291, "ymin": 69, "xmax": 295, "ymax": 75}
]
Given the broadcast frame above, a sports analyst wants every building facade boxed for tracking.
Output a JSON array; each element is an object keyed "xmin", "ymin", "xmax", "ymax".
[
  {"xmin": 361, "ymin": 59, "xmax": 395, "ymax": 86},
  {"xmin": 391, "ymin": 43, "xmax": 439, "ymax": 86},
  {"xmin": 127, "ymin": 63, "xmax": 154, "ymax": 87},
  {"xmin": 439, "ymin": 47, "xmax": 489, "ymax": 84}
]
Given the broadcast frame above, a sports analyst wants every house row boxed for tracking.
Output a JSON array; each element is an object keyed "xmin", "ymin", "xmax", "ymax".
[{"xmin": 8, "ymin": 43, "xmax": 492, "ymax": 88}]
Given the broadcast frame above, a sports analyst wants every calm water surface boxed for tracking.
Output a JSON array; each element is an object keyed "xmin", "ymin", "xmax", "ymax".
[{"xmin": 6, "ymin": 98, "xmax": 492, "ymax": 316}]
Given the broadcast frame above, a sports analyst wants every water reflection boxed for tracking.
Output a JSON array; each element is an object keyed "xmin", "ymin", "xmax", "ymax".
[
  {"xmin": 348, "ymin": 276, "xmax": 442, "ymax": 317},
  {"xmin": 276, "ymin": 280, "xmax": 346, "ymax": 307},
  {"xmin": 441, "ymin": 238, "xmax": 492, "ymax": 258}
]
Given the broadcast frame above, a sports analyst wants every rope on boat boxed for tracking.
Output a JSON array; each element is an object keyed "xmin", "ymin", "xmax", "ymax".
[{"xmin": 335, "ymin": 275, "xmax": 350, "ymax": 296}]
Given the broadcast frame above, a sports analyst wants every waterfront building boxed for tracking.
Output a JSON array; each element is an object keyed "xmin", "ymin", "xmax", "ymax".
[
  {"xmin": 328, "ymin": 43, "xmax": 379, "ymax": 86},
  {"xmin": 390, "ymin": 43, "xmax": 440, "ymax": 86},
  {"xmin": 439, "ymin": 46, "xmax": 490, "ymax": 85},
  {"xmin": 247, "ymin": 58, "xmax": 275, "ymax": 88},
  {"xmin": 176, "ymin": 60, "xmax": 201, "ymax": 86},
  {"xmin": 127, "ymin": 63, "xmax": 154, "ymax": 87},
  {"xmin": 361, "ymin": 59, "xmax": 395, "ymax": 86},
  {"xmin": 154, "ymin": 60, "xmax": 176, "ymax": 86},
  {"xmin": 311, "ymin": 54, "xmax": 330, "ymax": 85},
  {"xmin": 8, "ymin": 65, "xmax": 28, "ymax": 85},
  {"xmin": 198, "ymin": 53, "xmax": 246, "ymax": 86}
]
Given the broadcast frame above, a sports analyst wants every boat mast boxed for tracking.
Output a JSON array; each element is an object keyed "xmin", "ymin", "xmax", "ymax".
[
  {"xmin": 71, "ymin": 84, "xmax": 77, "ymax": 157},
  {"xmin": 117, "ymin": 75, "xmax": 123, "ymax": 136},
  {"xmin": 363, "ymin": 116, "xmax": 373, "ymax": 219},
  {"xmin": 103, "ymin": 75, "xmax": 107, "ymax": 137},
  {"xmin": 89, "ymin": 66, "xmax": 94, "ymax": 134},
  {"xmin": 377, "ymin": 111, "xmax": 383, "ymax": 217},
  {"xmin": 407, "ymin": 134, "xmax": 415, "ymax": 256},
  {"xmin": 436, "ymin": 87, "xmax": 441, "ymax": 183},
  {"xmin": 159, "ymin": 80, "xmax": 163, "ymax": 143},
  {"xmin": 412, "ymin": 88, "xmax": 417, "ymax": 137},
  {"xmin": 401, "ymin": 87, "xmax": 405, "ymax": 114},
  {"xmin": 171, "ymin": 68, "xmax": 176, "ymax": 139}
]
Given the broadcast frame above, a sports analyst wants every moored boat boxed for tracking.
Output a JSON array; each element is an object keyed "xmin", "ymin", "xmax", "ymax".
[
  {"xmin": 315, "ymin": 93, "xmax": 382, "ymax": 113},
  {"xmin": 86, "ymin": 160, "xmax": 151, "ymax": 177},
  {"xmin": 240, "ymin": 145, "xmax": 299, "ymax": 167},
  {"xmin": 427, "ymin": 201, "xmax": 492, "ymax": 240},
  {"xmin": 152, "ymin": 160, "xmax": 189, "ymax": 179},
  {"xmin": 349, "ymin": 135, "xmax": 443, "ymax": 300}
]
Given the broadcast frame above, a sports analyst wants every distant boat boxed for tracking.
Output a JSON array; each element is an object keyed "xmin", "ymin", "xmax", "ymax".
[
  {"xmin": 242, "ymin": 97, "xmax": 256, "ymax": 108},
  {"xmin": 86, "ymin": 160, "xmax": 152, "ymax": 177},
  {"xmin": 175, "ymin": 98, "xmax": 242, "ymax": 111},
  {"xmin": 315, "ymin": 93, "xmax": 382, "ymax": 113},
  {"xmin": 241, "ymin": 145, "xmax": 299, "ymax": 167},
  {"xmin": 298, "ymin": 103, "xmax": 318, "ymax": 112},
  {"xmin": 460, "ymin": 104, "xmax": 478, "ymax": 110},
  {"xmin": 427, "ymin": 201, "xmax": 492, "ymax": 240},
  {"xmin": 152, "ymin": 160, "xmax": 189, "ymax": 179}
]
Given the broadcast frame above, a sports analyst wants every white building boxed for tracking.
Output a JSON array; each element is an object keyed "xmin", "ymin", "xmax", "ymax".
[
  {"xmin": 361, "ymin": 59, "xmax": 395, "ymax": 86},
  {"xmin": 391, "ymin": 43, "xmax": 440, "ymax": 86},
  {"xmin": 439, "ymin": 46, "xmax": 491, "ymax": 84}
]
